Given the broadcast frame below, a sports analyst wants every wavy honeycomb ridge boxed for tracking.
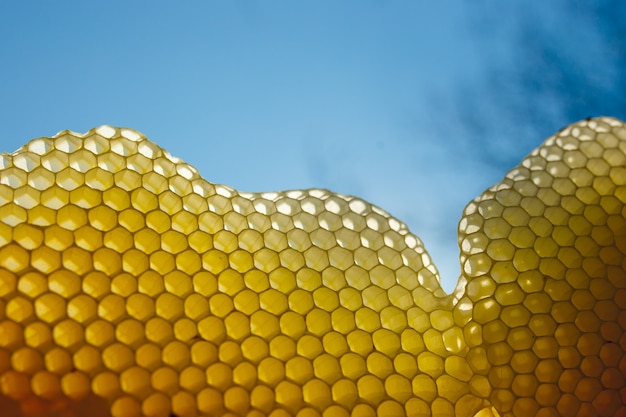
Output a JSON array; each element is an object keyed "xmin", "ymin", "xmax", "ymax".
[{"xmin": 0, "ymin": 118, "xmax": 624, "ymax": 417}]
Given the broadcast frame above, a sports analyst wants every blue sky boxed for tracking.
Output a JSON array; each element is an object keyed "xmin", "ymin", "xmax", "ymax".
[{"xmin": 1, "ymin": 2, "xmax": 623, "ymax": 292}]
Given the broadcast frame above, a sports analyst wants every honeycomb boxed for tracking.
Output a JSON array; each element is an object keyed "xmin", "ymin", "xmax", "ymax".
[{"xmin": 0, "ymin": 118, "xmax": 624, "ymax": 417}]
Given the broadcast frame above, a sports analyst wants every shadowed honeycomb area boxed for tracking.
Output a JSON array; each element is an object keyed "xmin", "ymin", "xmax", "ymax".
[{"xmin": 0, "ymin": 118, "xmax": 625, "ymax": 417}]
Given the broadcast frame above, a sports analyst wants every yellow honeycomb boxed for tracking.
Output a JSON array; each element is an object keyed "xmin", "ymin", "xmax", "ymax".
[{"xmin": 0, "ymin": 118, "xmax": 625, "ymax": 417}]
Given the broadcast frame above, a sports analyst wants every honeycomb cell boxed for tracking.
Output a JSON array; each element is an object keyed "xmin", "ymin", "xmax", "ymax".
[
  {"xmin": 1, "ymin": 119, "xmax": 626, "ymax": 416},
  {"xmin": 286, "ymin": 356, "xmax": 313, "ymax": 385},
  {"xmin": 116, "ymin": 319, "xmax": 145, "ymax": 348},
  {"xmin": 120, "ymin": 366, "xmax": 152, "ymax": 399},
  {"xmin": 11, "ymin": 347, "xmax": 44, "ymax": 374},
  {"xmin": 145, "ymin": 317, "xmax": 174, "ymax": 346},
  {"xmin": 152, "ymin": 365, "xmax": 179, "ymax": 395},
  {"xmin": 102, "ymin": 342, "xmax": 135, "ymax": 373},
  {"xmin": 61, "ymin": 370, "xmax": 90, "ymax": 400},
  {"xmin": 72, "ymin": 344, "xmax": 103, "ymax": 375}
]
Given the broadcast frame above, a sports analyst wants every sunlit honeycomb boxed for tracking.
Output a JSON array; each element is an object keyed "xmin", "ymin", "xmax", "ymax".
[{"xmin": 0, "ymin": 118, "xmax": 625, "ymax": 417}]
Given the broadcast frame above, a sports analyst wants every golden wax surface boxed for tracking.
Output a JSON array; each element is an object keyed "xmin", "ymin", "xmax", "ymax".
[{"xmin": 0, "ymin": 118, "xmax": 625, "ymax": 417}]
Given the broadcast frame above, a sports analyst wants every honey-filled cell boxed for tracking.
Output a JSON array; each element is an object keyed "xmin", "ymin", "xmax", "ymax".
[{"xmin": 0, "ymin": 118, "xmax": 625, "ymax": 416}]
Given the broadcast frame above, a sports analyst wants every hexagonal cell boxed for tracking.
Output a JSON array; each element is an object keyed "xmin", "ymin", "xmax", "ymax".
[
  {"xmin": 289, "ymin": 290, "xmax": 314, "ymax": 314},
  {"xmin": 283, "ymin": 356, "xmax": 313, "ymax": 385},
  {"xmin": 382, "ymin": 286, "xmax": 411, "ymax": 312},
  {"xmin": 27, "ymin": 167, "xmax": 55, "ymax": 191},
  {"xmin": 92, "ymin": 247, "xmax": 122, "ymax": 276},
  {"xmin": 152, "ymin": 157, "xmax": 176, "ymax": 178},
  {"xmin": 355, "ymin": 306, "xmax": 382, "ymax": 333},
  {"xmin": 254, "ymin": 248, "xmax": 278, "ymax": 273},
  {"xmin": 161, "ymin": 230, "xmax": 188, "ymax": 254},
  {"xmin": 126, "ymin": 293, "xmax": 155, "ymax": 322},
  {"xmin": 249, "ymin": 198, "xmax": 275, "ymax": 218},
  {"xmin": 5, "ymin": 295, "xmax": 34, "ymax": 322},
  {"xmin": 318, "ymin": 211, "xmax": 342, "ymax": 232},
  {"xmin": 83, "ymin": 134, "xmax": 111, "ymax": 156},
  {"xmin": 365, "ymin": 265, "xmax": 394, "ymax": 290},
  {"xmin": 12, "ymin": 152, "xmax": 41, "ymax": 173},
  {"xmin": 340, "ymin": 212, "xmax": 366, "ymax": 235},
  {"xmin": 360, "ymin": 229, "xmax": 385, "ymax": 250},
  {"xmin": 54, "ymin": 167, "xmax": 84, "ymax": 191},
  {"xmin": 179, "ymin": 195, "xmax": 207, "ymax": 218},
  {"xmin": 352, "ymin": 247, "xmax": 378, "ymax": 271},
  {"xmin": 274, "ymin": 249, "xmax": 303, "ymax": 273},
  {"xmin": 375, "ymin": 247, "xmax": 403, "ymax": 270},
  {"xmin": 112, "ymin": 169, "xmax": 142, "ymax": 192},
  {"xmin": 40, "ymin": 150, "xmax": 69, "ymax": 173},
  {"xmin": 141, "ymin": 171, "xmax": 168, "ymax": 196},
  {"xmin": 52, "ymin": 319, "xmax": 84, "ymax": 350},
  {"xmin": 110, "ymin": 273, "xmax": 138, "ymax": 298},
  {"xmin": 66, "ymin": 294, "xmax": 98, "ymax": 324},
  {"xmin": 85, "ymin": 167, "xmax": 114, "ymax": 191},
  {"xmin": 210, "ymin": 230, "xmax": 236, "ymax": 254},
  {"xmin": 280, "ymin": 309, "xmax": 306, "ymax": 340},
  {"xmin": 511, "ymin": 248, "xmax": 539, "ymax": 273},
  {"xmin": 70, "ymin": 186, "xmax": 105, "ymax": 211},
  {"xmin": 233, "ymin": 339, "xmax": 265, "ymax": 372},
  {"xmin": 335, "ymin": 351, "xmax": 366, "ymax": 383},
  {"xmin": 97, "ymin": 152, "xmax": 126, "ymax": 173},
  {"xmin": 256, "ymin": 289, "xmax": 287, "ymax": 315},
  {"xmin": 312, "ymin": 353, "xmax": 342, "ymax": 384},
  {"xmin": 228, "ymin": 250, "xmax": 249, "ymax": 273},
  {"xmin": 48, "ymin": 270, "xmax": 81, "ymax": 298},
  {"xmin": 12, "ymin": 186, "xmax": 40, "ymax": 211},
  {"xmin": 159, "ymin": 340, "xmax": 190, "ymax": 372},
  {"xmin": 143, "ymin": 316, "xmax": 175, "ymax": 347},
  {"xmin": 46, "ymin": 205, "xmax": 87, "ymax": 237},
  {"xmin": 102, "ymin": 227, "xmax": 133, "ymax": 252},
  {"xmin": 576, "ymin": 138, "xmax": 603, "ymax": 159},
  {"xmin": 158, "ymin": 190, "xmax": 183, "ymax": 215},
  {"xmin": 11, "ymin": 346, "xmax": 45, "ymax": 374},
  {"xmin": 282, "ymin": 229, "xmax": 311, "ymax": 253},
  {"xmin": 219, "ymin": 310, "xmax": 248, "ymax": 341},
  {"xmin": 291, "ymin": 212, "xmax": 318, "ymax": 233},
  {"xmin": 508, "ymin": 227, "xmax": 536, "ymax": 249},
  {"xmin": 143, "ymin": 211, "xmax": 170, "ymax": 236},
  {"xmin": 131, "ymin": 229, "xmax": 159, "ymax": 255},
  {"xmin": 247, "ymin": 310, "xmax": 279, "ymax": 341},
  {"xmin": 173, "ymin": 249, "xmax": 201, "ymax": 276},
  {"xmin": 53, "ymin": 133, "xmax": 82, "ymax": 154},
  {"xmin": 26, "ymin": 211, "xmax": 61, "ymax": 250},
  {"xmin": 146, "ymin": 250, "xmax": 174, "ymax": 275},
  {"xmin": 510, "ymin": 350, "xmax": 539, "ymax": 375},
  {"xmin": 203, "ymin": 195, "xmax": 231, "ymax": 218},
  {"xmin": 261, "ymin": 229, "xmax": 287, "ymax": 252},
  {"xmin": 464, "ymin": 253, "xmax": 493, "ymax": 278},
  {"xmin": 68, "ymin": 149, "xmax": 97, "ymax": 173},
  {"xmin": 115, "ymin": 209, "xmax": 144, "ymax": 234},
  {"xmin": 169, "ymin": 211, "xmax": 198, "ymax": 235},
  {"xmin": 199, "ymin": 249, "xmax": 228, "ymax": 276},
  {"xmin": 108, "ymin": 138, "xmax": 137, "ymax": 157},
  {"xmin": 168, "ymin": 175, "xmax": 193, "ymax": 197},
  {"xmin": 0, "ymin": 242, "xmax": 30, "ymax": 273},
  {"xmin": 334, "ymin": 384, "xmax": 365, "ymax": 415},
  {"xmin": 33, "ymin": 292, "xmax": 67, "ymax": 324},
  {"xmin": 10, "ymin": 223, "xmax": 42, "ymax": 251},
  {"xmin": 131, "ymin": 188, "xmax": 159, "ymax": 213},
  {"xmin": 244, "ymin": 357, "xmax": 277, "ymax": 391},
  {"xmin": 587, "ymin": 158, "xmax": 611, "ymax": 178},
  {"xmin": 312, "ymin": 269, "xmax": 342, "ymax": 296},
  {"xmin": 95, "ymin": 293, "xmax": 126, "ymax": 324}
]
